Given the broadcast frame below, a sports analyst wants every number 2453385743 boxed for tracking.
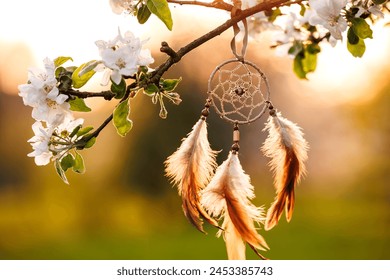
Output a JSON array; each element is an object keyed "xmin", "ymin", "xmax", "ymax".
[{"xmin": 209, "ymin": 266, "xmax": 273, "ymax": 276}]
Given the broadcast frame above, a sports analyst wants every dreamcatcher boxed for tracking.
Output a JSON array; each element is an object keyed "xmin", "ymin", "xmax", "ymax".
[{"xmin": 165, "ymin": 6, "xmax": 308, "ymax": 260}]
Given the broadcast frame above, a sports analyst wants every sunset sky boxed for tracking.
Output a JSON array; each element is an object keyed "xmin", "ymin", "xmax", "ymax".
[
  {"xmin": 1, "ymin": 0, "xmax": 389, "ymax": 103},
  {"xmin": 0, "ymin": 0, "xmax": 389, "ymax": 260}
]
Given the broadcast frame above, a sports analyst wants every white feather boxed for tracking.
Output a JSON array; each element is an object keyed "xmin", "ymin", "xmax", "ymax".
[
  {"xmin": 262, "ymin": 112, "xmax": 309, "ymax": 230},
  {"xmin": 262, "ymin": 112, "xmax": 308, "ymax": 179},
  {"xmin": 202, "ymin": 152, "xmax": 269, "ymax": 259},
  {"xmin": 165, "ymin": 118, "xmax": 219, "ymax": 231},
  {"xmin": 166, "ymin": 118, "xmax": 217, "ymax": 192}
]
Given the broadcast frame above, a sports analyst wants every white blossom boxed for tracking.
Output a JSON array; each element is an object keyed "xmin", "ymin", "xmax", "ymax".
[
  {"xmin": 308, "ymin": 0, "xmax": 348, "ymax": 40},
  {"xmin": 28, "ymin": 122, "xmax": 54, "ymax": 166},
  {"xmin": 54, "ymin": 117, "xmax": 84, "ymax": 142},
  {"xmin": 274, "ymin": 12, "xmax": 309, "ymax": 43},
  {"xmin": 109, "ymin": 0, "xmax": 137, "ymax": 15},
  {"xmin": 27, "ymin": 117, "xmax": 85, "ymax": 166},
  {"xmin": 18, "ymin": 58, "xmax": 71, "ymax": 126},
  {"xmin": 356, "ymin": 2, "xmax": 385, "ymax": 19},
  {"xmin": 19, "ymin": 59, "xmax": 56, "ymax": 105},
  {"xmin": 246, "ymin": 12, "xmax": 281, "ymax": 39},
  {"xmin": 95, "ymin": 29, "xmax": 154, "ymax": 85},
  {"xmin": 368, "ymin": 5, "xmax": 385, "ymax": 18},
  {"xmin": 137, "ymin": 49, "xmax": 154, "ymax": 66},
  {"xmin": 31, "ymin": 102, "xmax": 71, "ymax": 128},
  {"xmin": 272, "ymin": 12, "xmax": 310, "ymax": 56}
]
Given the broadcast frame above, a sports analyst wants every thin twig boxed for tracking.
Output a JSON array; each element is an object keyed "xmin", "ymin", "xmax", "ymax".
[
  {"xmin": 76, "ymin": 83, "xmax": 137, "ymax": 146},
  {"xmin": 89, "ymin": 114, "xmax": 114, "ymax": 139},
  {"xmin": 167, "ymin": 0, "xmax": 233, "ymax": 11}
]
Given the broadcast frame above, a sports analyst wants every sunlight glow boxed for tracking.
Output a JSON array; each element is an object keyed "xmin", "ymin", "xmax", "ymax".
[
  {"xmin": 307, "ymin": 24, "xmax": 390, "ymax": 105},
  {"xmin": 0, "ymin": 0, "xmax": 389, "ymax": 106}
]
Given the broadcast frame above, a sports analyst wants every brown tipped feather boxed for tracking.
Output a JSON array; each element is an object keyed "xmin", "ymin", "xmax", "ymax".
[
  {"xmin": 181, "ymin": 173, "xmax": 219, "ymax": 232},
  {"xmin": 225, "ymin": 187, "xmax": 269, "ymax": 251},
  {"xmin": 222, "ymin": 214, "xmax": 246, "ymax": 260},
  {"xmin": 262, "ymin": 113, "xmax": 308, "ymax": 230},
  {"xmin": 165, "ymin": 118, "xmax": 219, "ymax": 232},
  {"xmin": 202, "ymin": 152, "xmax": 269, "ymax": 259}
]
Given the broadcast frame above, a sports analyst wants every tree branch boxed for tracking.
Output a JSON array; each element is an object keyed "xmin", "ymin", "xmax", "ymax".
[
  {"xmin": 66, "ymin": 89, "xmax": 116, "ymax": 100},
  {"xmin": 167, "ymin": 0, "xmax": 233, "ymax": 11},
  {"xmin": 75, "ymin": 83, "xmax": 137, "ymax": 147},
  {"xmin": 76, "ymin": 0, "xmax": 292, "ymax": 144},
  {"xmin": 151, "ymin": 0, "xmax": 291, "ymax": 83}
]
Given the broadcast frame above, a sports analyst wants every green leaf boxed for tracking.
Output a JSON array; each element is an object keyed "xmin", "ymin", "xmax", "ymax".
[
  {"xmin": 55, "ymin": 160, "xmax": 69, "ymax": 185},
  {"xmin": 147, "ymin": 0, "xmax": 173, "ymax": 30},
  {"xmin": 60, "ymin": 154, "xmax": 75, "ymax": 172},
  {"xmin": 71, "ymin": 62, "xmax": 96, "ymax": 88},
  {"xmin": 294, "ymin": 55, "xmax": 306, "ymax": 79},
  {"xmin": 54, "ymin": 56, "xmax": 73, "ymax": 67},
  {"xmin": 307, "ymin": 43, "xmax": 321, "ymax": 54},
  {"xmin": 347, "ymin": 27, "xmax": 359, "ymax": 45},
  {"xmin": 73, "ymin": 151, "xmax": 85, "ymax": 174},
  {"xmin": 111, "ymin": 78, "xmax": 127, "ymax": 99},
  {"xmin": 76, "ymin": 126, "xmax": 94, "ymax": 137},
  {"xmin": 268, "ymin": 8, "xmax": 282, "ymax": 22},
  {"xmin": 347, "ymin": 37, "xmax": 366, "ymax": 57},
  {"xmin": 84, "ymin": 137, "xmax": 96, "ymax": 149},
  {"xmin": 69, "ymin": 97, "xmax": 91, "ymax": 112},
  {"xmin": 58, "ymin": 75, "xmax": 73, "ymax": 92},
  {"xmin": 66, "ymin": 66, "xmax": 77, "ymax": 73},
  {"xmin": 351, "ymin": 18, "xmax": 373, "ymax": 39},
  {"xmin": 288, "ymin": 41, "xmax": 303, "ymax": 56},
  {"xmin": 301, "ymin": 51, "xmax": 317, "ymax": 73},
  {"xmin": 78, "ymin": 60, "xmax": 100, "ymax": 77},
  {"xmin": 293, "ymin": 50, "xmax": 315, "ymax": 80},
  {"xmin": 69, "ymin": 125, "xmax": 82, "ymax": 138},
  {"xmin": 55, "ymin": 66, "xmax": 67, "ymax": 78},
  {"xmin": 113, "ymin": 98, "xmax": 133, "ymax": 137},
  {"xmin": 144, "ymin": 83, "xmax": 160, "ymax": 95},
  {"xmin": 139, "ymin": 66, "xmax": 149, "ymax": 74},
  {"xmin": 137, "ymin": 4, "xmax": 152, "ymax": 24},
  {"xmin": 299, "ymin": 4, "xmax": 306, "ymax": 17},
  {"xmin": 161, "ymin": 78, "xmax": 182, "ymax": 92}
]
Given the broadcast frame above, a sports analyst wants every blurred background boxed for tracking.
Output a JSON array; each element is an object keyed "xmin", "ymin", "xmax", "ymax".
[{"xmin": 0, "ymin": 1, "xmax": 389, "ymax": 260}]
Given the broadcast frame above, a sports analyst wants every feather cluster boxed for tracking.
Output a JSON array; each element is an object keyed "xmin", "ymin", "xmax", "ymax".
[
  {"xmin": 201, "ymin": 152, "xmax": 269, "ymax": 260},
  {"xmin": 262, "ymin": 111, "xmax": 308, "ymax": 231},
  {"xmin": 165, "ymin": 118, "xmax": 219, "ymax": 233}
]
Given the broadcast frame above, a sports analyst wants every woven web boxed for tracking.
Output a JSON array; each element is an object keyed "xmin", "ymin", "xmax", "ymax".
[{"xmin": 208, "ymin": 59, "xmax": 270, "ymax": 124}]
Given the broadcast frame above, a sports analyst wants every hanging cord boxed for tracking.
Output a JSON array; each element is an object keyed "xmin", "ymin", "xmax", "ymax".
[
  {"xmin": 265, "ymin": 101, "xmax": 276, "ymax": 116},
  {"xmin": 230, "ymin": 0, "xmax": 249, "ymax": 62},
  {"xmin": 231, "ymin": 123, "xmax": 240, "ymax": 154},
  {"xmin": 201, "ymin": 98, "xmax": 212, "ymax": 120}
]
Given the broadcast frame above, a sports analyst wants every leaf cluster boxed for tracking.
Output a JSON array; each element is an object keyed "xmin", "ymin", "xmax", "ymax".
[
  {"xmin": 136, "ymin": 0, "xmax": 173, "ymax": 30},
  {"xmin": 347, "ymin": 18, "xmax": 373, "ymax": 57}
]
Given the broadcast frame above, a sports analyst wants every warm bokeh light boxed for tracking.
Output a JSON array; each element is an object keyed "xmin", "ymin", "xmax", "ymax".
[
  {"xmin": 0, "ymin": 1, "xmax": 389, "ymax": 260},
  {"xmin": 307, "ymin": 24, "xmax": 390, "ymax": 105}
]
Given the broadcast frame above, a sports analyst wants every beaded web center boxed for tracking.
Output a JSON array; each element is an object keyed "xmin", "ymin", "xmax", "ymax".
[{"xmin": 208, "ymin": 59, "xmax": 270, "ymax": 124}]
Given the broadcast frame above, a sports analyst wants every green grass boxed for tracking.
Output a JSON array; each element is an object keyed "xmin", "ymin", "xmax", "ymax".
[{"xmin": 0, "ymin": 183, "xmax": 389, "ymax": 260}]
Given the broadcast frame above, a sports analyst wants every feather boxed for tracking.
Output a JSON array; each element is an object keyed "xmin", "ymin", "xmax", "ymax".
[
  {"xmin": 262, "ymin": 111, "xmax": 309, "ymax": 230},
  {"xmin": 165, "ymin": 118, "xmax": 219, "ymax": 233},
  {"xmin": 221, "ymin": 214, "xmax": 246, "ymax": 260},
  {"xmin": 201, "ymin": 152, "xmax": 269, "ymax": 259}
]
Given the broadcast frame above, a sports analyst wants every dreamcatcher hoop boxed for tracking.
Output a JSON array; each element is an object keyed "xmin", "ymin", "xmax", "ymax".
[{"xmin": 207, "ymin": 59, "xmax": 271, "ymax": 125}]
